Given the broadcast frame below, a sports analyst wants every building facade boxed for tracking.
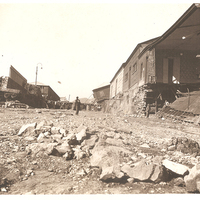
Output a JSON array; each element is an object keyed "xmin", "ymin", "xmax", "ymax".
[{"xmin": 107, "ymin": 3, "xmax": 200, "ymax": 115}]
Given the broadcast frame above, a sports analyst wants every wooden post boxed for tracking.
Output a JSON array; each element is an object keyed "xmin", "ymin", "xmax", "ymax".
[
  {"xmin": 146, "ymin": 104, "xmax": 150, "ymax": 118},
  {"xmin": 155, "ymin": 100, "xmax": 158, "ymax": 113}
]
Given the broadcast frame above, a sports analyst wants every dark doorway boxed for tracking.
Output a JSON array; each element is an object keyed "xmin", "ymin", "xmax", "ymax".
[{"xmin": 168, "ymin": 58, "xmax": 173, "ymax": 84}]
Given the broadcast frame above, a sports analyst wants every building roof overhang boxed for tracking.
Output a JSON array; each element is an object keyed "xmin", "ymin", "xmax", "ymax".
[{"xmin": 139, "ymin": 3, "xmax": 200, "ymax": 57}]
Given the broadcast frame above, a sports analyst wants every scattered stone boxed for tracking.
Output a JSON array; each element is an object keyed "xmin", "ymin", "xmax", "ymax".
[
  {"xmin": 55, "ymin": 144, "xmax": 72, "ymax": 156},
  {"xmin": 173, "ymin": 177, "xmax": 185, "ymax": 187},
  {"xmin": 105, "ymin": 138, "xmax": 124, "ymax": 146},
  {"xmin": 51, "ymin": 127, "xmax": 60, "ymax": 135},
  {"xmin": 127, "ymin": 177, "xmax": 135, "ymax": 183},
  {"xmin": 37, "ymin": 133, "xmax": 46, "ymax": 143},
  {"xmin": 24, "ymin": 136, "xmax": 36, "ymax": 141},
  {"xmin": 81, "ymin": 134, "xmax": 99, "ymax": 149},
  {"xmin": 140, "ymin": 143, "xmax": 150, "ymax": 148},
  {"xmin": 168, "ymin": 145, "xmax": 176, "ymax": 151}
]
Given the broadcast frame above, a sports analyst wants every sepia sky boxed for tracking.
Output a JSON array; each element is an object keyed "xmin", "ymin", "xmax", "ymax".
[{"xmin": 0, "ymin": 1, "xmax": 193, "ymax": 101}]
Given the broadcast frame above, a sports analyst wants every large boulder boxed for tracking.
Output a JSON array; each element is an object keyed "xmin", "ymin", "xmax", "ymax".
[
  {"xmin": 184, "ymin": 164, "xmax": 200, "ymax": 192},
  {"xmin": 162, "ymin": 159, "xmax": 189, "ymax": 176}
]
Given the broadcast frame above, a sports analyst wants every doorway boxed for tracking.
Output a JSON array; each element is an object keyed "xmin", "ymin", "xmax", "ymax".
[{"xmin": 168, "ymin": 58, "xmax": 174, "ymax": 84}]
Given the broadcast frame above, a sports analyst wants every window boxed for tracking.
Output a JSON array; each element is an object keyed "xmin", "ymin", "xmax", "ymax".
[
  {"xmin": 125, "ymin": 73, "xmax": 128, "ymax": 82},
  {"xmin": 140, "ymin": 63, "xmax": 144, "ymax": 79},
  {"xmin": 132, "ymin": 63, "xmax": 137, "ymax": 74}
]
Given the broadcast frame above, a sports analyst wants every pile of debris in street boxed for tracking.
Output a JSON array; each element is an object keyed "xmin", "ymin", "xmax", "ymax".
[{"xmin": 1, "ymin": 112, "xmax": 200, "ymax": 194}]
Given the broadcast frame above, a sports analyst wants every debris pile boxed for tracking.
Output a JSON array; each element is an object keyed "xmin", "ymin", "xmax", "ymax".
[{"xmin": 0, "ymin": 119, "xmax": 198, "ymax": 193}]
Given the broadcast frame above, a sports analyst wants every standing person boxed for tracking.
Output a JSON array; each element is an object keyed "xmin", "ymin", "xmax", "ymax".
[{"xmin": 75, "ymin": 96, "xmax": 80, "ymax": 115}]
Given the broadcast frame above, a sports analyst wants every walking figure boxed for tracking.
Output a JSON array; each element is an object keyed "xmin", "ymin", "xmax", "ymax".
[{"xmin": 75, "ymin": 96, "xmax": 80, "ymax": 115}]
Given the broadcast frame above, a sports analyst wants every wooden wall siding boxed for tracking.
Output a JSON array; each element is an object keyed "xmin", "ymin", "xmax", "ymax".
[
  {"xmin": 123, "ymin": 48, "xmax": 141, "ymax": 91},
  {"xmin": 110, "ymin": 68, "xmax": 124, "ymax": 98}
]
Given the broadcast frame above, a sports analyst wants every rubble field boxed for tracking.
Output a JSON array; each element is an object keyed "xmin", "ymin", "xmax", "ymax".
[{"xmin": 1, "ymin": 108, "xmax": 200, "ymax": 194}]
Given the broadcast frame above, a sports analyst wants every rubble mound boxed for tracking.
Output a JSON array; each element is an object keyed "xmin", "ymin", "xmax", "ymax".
[{"xmin": 167, "ymin": 137, "xmax": 200, "ymax": 155}]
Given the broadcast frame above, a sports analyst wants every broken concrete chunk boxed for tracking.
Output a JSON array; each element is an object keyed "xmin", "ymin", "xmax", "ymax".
[
  {"xmin": 162, "ymin": 159, "xmax": 189, "ymax": 176},
  {"xmin": 17, "ymin": 122, "xmax": 37, "ymax": 136}
]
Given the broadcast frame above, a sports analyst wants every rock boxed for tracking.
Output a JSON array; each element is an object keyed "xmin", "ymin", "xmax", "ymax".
[
  {"xmin": 100, "ymin": 166, "xmax": 116, "ymax": 181},
  {"xmin": 152, "ymin": 156, "xmax": 163, "ymax": 165},
  {"xmin": 184, "ymin": 164, "xmax": 200, "ymax": 192},
  {"xmin": 43, "ymin": 131, "xmax": 50, "ymax": 137},
  {"xmin": 162, "ymin": 159, "xmax": 189, "ymax": 176},
  {"xmin": 150, "ymin": 165, "xmax": 169, "ymax": 183},
  {"xmin": 55, "ymin": 144, "xmax": 72, "ymax": 156},
  {"xmin": 100, "ymin": 165, "xmax": 124, "ymax": 182},
  {"xmin": 51, "ymin": 134, "xmax": 63, "ymax": 142},
  {"xmin": 105, "ymin": 138, "xmax": 124, "ymax": 146},
  {"xmin": 167, "ymin": 145, "xmax": 176, "ymax": 151},
  {"xmin": 51, "ymin": 127, "xmax": 60, "ymax": 134},
  {"xmin": 24, "ymin": 136, "xmax": 36, "ymax": 141},
  {"xmin": 73, "ymin": 147, "xmax": 86, "ymax": 160},
  {"xmin": 140, "ymin": 143, "xmax": 150, "ymax": 148},
  {"xmin": 63, "ymin": 151, "xmax": 74, "ymax": 160},
  {"xmin": 64, "ymin": 133, "xmax": 78, "ymax": 145},
  {"xmin": 90, "ymin": 143, "xmax": 132, "ymax": 169},
  {"xmin": 36, "ymin": 120, "xmax": 48, "ymax": 130},
  {"xmin": 37, "ymin": 133, "xmax": 46, "ymax": 143},
  {"xmin": 121, "ymin": 160, "xmax": 154, "ymax": 181},
  {"xmin": 81, "ymin": 135, "xmax": 99, "ymax": 149},
  {"xmin": 17, "ymin": 122, "xmax": 37, "ymax": 136},
  {"xmin": 26, "ymin": 143, "xmax": 57, "ymax": 156},
  {"xmin": 59, "ymin": 128, "xmax": 67, "ymax": 136},
  {"xmin": 174, "ymin": 177, "xmax": 185, "ymax": 187},
  {"xmin": 127, "ymin": 177, "xmax": 135, "ymax": 183},
  {"xmin": 176, "ymin": 143, "xmax": 185, "ymax": 152},
  {"xmin": 76, "ymin": 127, "xmax": 88, "ymax": 143},
  {"xmin": 106, "ymin": 132, "xmax": 115, "ymax": 138},
  {"xmin": 77, "ymin": 125, "xmax": 88, "ymax": 133}
]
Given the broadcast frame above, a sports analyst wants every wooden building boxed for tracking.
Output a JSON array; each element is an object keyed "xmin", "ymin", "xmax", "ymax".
[
  {"xmin": 31, "ymin": 82, "xmax": 60, "ymax": 101},
  {"xmin": 109, "ymin": 3, "xmax": 200, "ymax": 115},
  {"xmin": 110, "ymin": 63, "xmax": 125, "ymax": 99},
  {"xmin": 92, "ymin": 82, "xmax": 110, "ymax": 103}
]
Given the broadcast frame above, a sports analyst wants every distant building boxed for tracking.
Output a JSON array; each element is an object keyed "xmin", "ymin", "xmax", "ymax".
[
  {"xmin": 92, "ymin": 82, "xmax": 110, "ymax": 103},
  {"xmin": 29, "ymin": 82, "xmax": 60, "ymax": 101}
]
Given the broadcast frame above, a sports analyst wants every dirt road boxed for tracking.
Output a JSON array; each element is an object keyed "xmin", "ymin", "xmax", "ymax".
[{"xmin": 1, "ymin": 108, "xmax": 200, "ymax": 194}]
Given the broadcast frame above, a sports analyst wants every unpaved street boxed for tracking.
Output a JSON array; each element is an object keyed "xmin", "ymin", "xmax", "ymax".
[{"xmin": 1, "ymin": 108, "xmax": 200, "ymax": 194}]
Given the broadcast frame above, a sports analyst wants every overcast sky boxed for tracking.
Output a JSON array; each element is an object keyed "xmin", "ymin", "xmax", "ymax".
[{"xmin": 0, "ymin": 1, "xmax": 194, "ymax": 101}]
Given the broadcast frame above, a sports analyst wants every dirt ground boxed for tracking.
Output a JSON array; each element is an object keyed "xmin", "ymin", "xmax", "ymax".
[{"xmin": 1, "ymin": 107, "xmax": 200, "ymax": 195}]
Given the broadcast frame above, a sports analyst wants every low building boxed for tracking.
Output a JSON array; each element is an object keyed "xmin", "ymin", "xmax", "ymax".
[
  {"xmin": 92, "ymin": 82, "xmax": 110, "ymax": 103},
  {"xmin": 29, "ymin": 82, "xmax": 60, "ymax": 101}
]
